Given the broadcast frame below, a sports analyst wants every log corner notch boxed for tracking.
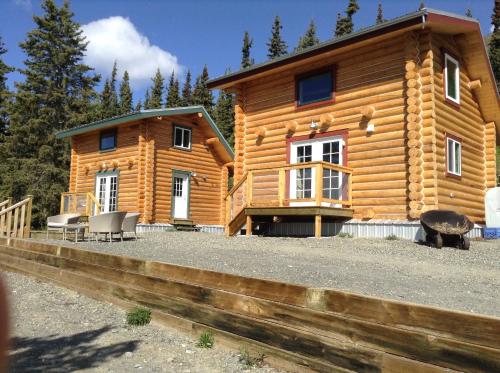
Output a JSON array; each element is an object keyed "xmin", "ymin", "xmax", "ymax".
[
  {"xmin": 205, "ymin": 137, "xmax": 221, "ymax": 146},
  {"xmin": 255, "ymin": 127, "xmax": 267, "ymax": 138},
  {"xmin": 468, "ymin": 79, "xmax": 482, "ymax": 90},
  {"xmin": 360, "ymin": 105, "xmax": 376, "ymax": 119},
  {"xmin": 285, "ymin": 120, "xmax": 298, "ymax": 134},
  {"xmin": 320, "ymin": 113, "xmax": 334, "ymax": 127}
]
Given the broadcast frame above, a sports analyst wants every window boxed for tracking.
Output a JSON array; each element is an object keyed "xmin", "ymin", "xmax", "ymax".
[
  {"xmin": 173, "ymin": 126, "xmax": 191, "ymax": 150},
  {"xmin": 446, "ymin": 135, "xmax": 462, "ymax": 177},
  {"xmin": 444, "ymin": 53, "xmax": 460, "ymax": 104},
  {"xmin": 296, "ymin": 144, "xmax": 313, "ymax": 198},
  {"xmin": 100, "ymin": 129, "xmax": 116, "ymax": 151},
  {"xmin": 297, "ymin": 69, "xmax": 333, "ymax": 106},
  {"xmin": 96, "ymin": 173, "xmax": 118, "ymax": 213}
]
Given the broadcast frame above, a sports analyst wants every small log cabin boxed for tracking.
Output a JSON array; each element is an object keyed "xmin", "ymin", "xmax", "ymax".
[
  {"xmin": 56, "ymin": 106, "xmax": 234, "ymax": 231},
  {"xmin": 208, "ymin": 8, "xmax": 499, "ymax": 238}
]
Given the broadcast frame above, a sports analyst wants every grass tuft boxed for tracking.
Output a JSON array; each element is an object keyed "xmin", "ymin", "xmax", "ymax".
[
  {"xmin": 196, "ymin": 330, "xmax": 214, "ymax": 348},
  {"xmin": 238, "ymin": 346, "xmax": 265, "ymax": 368},
  {"xmin": 385, "ymin": 234, "xmax": 398, "ymax": 240},
  {"xmin": 337, "ymin": 232, "xmax": 353, "ymax": 238},
  {"xmin": 126, "ymin": 307, "xmax": 151, "ymax": 326}
]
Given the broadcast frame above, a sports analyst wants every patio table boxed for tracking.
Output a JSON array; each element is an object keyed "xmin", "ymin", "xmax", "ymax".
[{"xmin": 62, "ymin": 223, "xmax": 88, "ymax": 242}]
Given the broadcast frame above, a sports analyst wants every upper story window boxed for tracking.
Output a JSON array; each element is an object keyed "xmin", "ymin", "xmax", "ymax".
[
  {"xmin": 296, "ymin": 69, "xmax": 334, "ymax": 107},
  {"xmin": 446, "ymin": 135, "xmax": 462, "ymax": 177},
  {"xmin": 444, "ymin": 53, "xmax": 460, "ymax": 105},
  {"xmin": 173, "ymin": 125, "xmax": 191, "ymax": 150},
  {"xmin": 100, "ymin": 129, "xmax": 117, "ymax": 151}
]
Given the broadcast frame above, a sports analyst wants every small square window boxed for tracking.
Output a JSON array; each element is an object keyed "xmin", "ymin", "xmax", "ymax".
[
  {"xmin": 444, "ymin": 53, "xmax": 460, "ymax": 104},
  {"xmin": 297, "ymin": 70, "xmax": 333, "ymax": 106},
  {"xmin": 446, "ymin": 136, "xmax": 462, "ymax": 177},
  {"xmin": 100, "ymin": 129, "xmax": 116, "ymax": 151},
  {"xmin": 173, "ymin": 126, "xmax": 191, "ymax": 150}
]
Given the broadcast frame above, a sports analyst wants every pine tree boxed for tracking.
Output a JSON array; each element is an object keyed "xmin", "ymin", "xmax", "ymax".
[
  {"xmin": 135, "ymin": 100, "xmax": 142, "ymax": 111},
  {"xmin": 192, "ymin": 65, "xmax": 214, "ymax": 115},
  {"xmin": 465, "ymin": 8, "xmax": 473, "ymax": 17},
  {"xmin": 241, "ymin": 31, "xmax": 254, "ymax": 68},
  {"xmin": 335, "ymin": 0, "xmax": 360, "ymax": 37},
  {"xmin": 376, "ymin": 1, "xmax": 386, "ymax": 24},
  {"xmin": 214, "ymin": 90, "xmax": 235, "ymax": 146},
  {"xmin": 181, "ymin": 69, "xmax": 192, "ymax": 106},
  {"xmin": 0, "ymin": 0, "xmax": 99, "ymax": 227},
  {"xmin": 100, "ymin": 78, "xmax": 112, "ymax": 118},
  {"xmin": 267, "ymin": 16, "xmax": 288, "ymax": 59},
  {"xmin": 419, "ymin": 2, "xmax": 425, "ymax": 10},
  {"xmin": 295, "ymin": 20, "xmax": 320, "ymax": 52},
  {"xmin": 148, "ymin": 68, "xmax": 164, "ymax": 109},
  {"xmin": 489, "ymin": 0, "xmax": 500, "ymax": 91},
  {"xmin": 119, "ymin": 70, "xmax": 133, "ymax": 114},
  {"xmin": 143, "ymin": 89, "xmax": 151, "ymax": 109},
  {"xmin": 166, "ymin": 71, "xmax": 181, "ymax": 108},
  {"xmin": 109, "ymin": 61, "xmax": 119, "ymax": 114},
  {"xmin": 0, "ymin": 36, "xmax": 13, "ymax": 137}
]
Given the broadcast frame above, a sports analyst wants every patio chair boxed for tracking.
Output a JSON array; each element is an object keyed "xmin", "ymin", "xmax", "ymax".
[
  {"xmin": 88, "ymin": 211, "xmax": 127, "ymax": 243},
  {"xmin": 46, "ymin": 213, "xmax": 81, "ymax": 239},
  {"xmin": 122, "ymin": 212, "xmax": 140, "ymax": 240}
]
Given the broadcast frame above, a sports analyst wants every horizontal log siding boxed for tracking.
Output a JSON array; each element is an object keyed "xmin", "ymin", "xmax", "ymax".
[
  {"xmin": 152, "ymin": 120, "xmax": 224, "ymax": 225},
  {"xmin": 432, "ymin": 33, "xmax": 488, "ymax": 222},
  {"xmin": 241, "ymin": 34, "xmax": 410, "ymax": 220}
]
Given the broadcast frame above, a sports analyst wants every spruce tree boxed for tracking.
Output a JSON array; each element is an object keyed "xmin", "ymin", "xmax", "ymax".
[
  {"xmin": 335, "ymin": 0, "xmax": 360, "ymax": 37},
  {"xmin": 419, "ymin": 2, "xmax": 425, "ymax": 10},
  {"xmin": 0, "ymin": 0, "xmax": 99, "ymax": 227},
  {"xmin": 214, "ymin": 90, "xmax": 235, "ymax": 146},
  {"xmin": 100, "ymin": 78, "xmax": 112, "ymax": 118},
  {"xmin": 119, "ymin": 70, "xmax": 133, "ymax": 114},
  {"xmin": 181, "ymin": 69, "xmax": 192, "ymax": 106},
  {"xmin": 192, "ymin": 65, "xmax": 214, "ymax": 115},
  {"xmin": 241, "ymin": 31, "xmax": 254, "ymax": 68},
  {"xmin": 376, "ymin": 1, "xmax": 386, "ymax": 24},
  {"xmin": 295, "ymin": 20, "xmax": 320, "ymax": 52},
  {"xmin": 267, "ymin": 16, "xmax": 288, "ymax": 59},
  {"xmin": 109, "ymin": 61, "xmax": 119, "ymax": 114},
  {"xmin": 0, "ymin": 36, "xmax": 13, "ymax": 137},
  {"xmin": 135, "ymin": 100, "xmax": 142, "ymax": 111},
  {"xmin": 489, "ymin": 0, "xmax": 500, "ymax": 91},
  {"xmin": 143, "ymin": 89, "xmax": 151, "ymax": 109},
  {"xmin": 148, "ymin": 68, "xmax": 164, "ymax": 109},
  {"xmin": 166, "ymin": 71, "xmax": 181, "ymax": 107},
  {"xmin": 465, "ymin": 8, "xmax": 473, "ymax": 17}
]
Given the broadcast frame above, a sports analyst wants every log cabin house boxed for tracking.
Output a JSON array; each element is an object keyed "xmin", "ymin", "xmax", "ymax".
[
  {"xmin": 56, "ymin": 106, "xmax": 234, "ymax": 232},
  {"xmin": 208, "ymin": 8, "xmax": 499, "ymax": 238}
]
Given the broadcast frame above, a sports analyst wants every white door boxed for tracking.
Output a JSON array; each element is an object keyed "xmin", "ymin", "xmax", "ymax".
[
  {"xmin": 95, "ymin": 174, "xmax": 118, "ymax": 213},
  {"xmin": 173, "ymin": 172, "xmax": 189, "ymax": 219},
  {"xmin": 290, "ymin": 137, "xmax": 343, "ymax": 206}
]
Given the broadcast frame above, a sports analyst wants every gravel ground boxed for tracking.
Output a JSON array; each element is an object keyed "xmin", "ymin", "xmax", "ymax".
[
  {"xmin": 46, "ymin": 232, "xmax": 500, "ymax": 317},
  {"xmin": 2, "ymin": 271, "xmax": 282, "ymax": 373}
]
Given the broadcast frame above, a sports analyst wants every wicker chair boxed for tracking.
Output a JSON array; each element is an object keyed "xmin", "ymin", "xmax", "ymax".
[
  {"xmin": 46, "ymin": 214, "xmax": 81, "ymax": 239},
  {"xmin": 88, "ymin": 211, "xmax": 127, "ymax": 242},
  {"xmin": 122, "ymin": 212, "xmax": 140, "ymax": 240}
]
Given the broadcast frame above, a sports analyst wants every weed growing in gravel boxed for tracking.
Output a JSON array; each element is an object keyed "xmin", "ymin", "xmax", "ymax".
[
  {"xmin": 196, "ymin": 330, "xmax": 214, "ymax": 348},
  {"xmin": 126, "ymin": 307, "xmax": 151, "ymax": 326},
  {"xmin": 385, "ymin": 234, "xmax": 398, "ymax": 240},
  {"xmin": 337, "ymin": 232, "xmax": 353, "ymax": 238},
  {"xmin": 238, "ymin": 347, "xmax": 265, "ymax": 368}
]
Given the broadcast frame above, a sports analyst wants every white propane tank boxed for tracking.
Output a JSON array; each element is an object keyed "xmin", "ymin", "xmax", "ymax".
[{"xmin": 485, "ymin": 187, "xmax": 500, "ymax": 227}]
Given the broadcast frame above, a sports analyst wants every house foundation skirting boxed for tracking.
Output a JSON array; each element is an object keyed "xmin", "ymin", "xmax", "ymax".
[
  {"xmin": 252, "ymin": 219, "xmax": 483, "ymax": 241},
  {"xmin": 137, "ymin": 224, "xmax": 224, "ymax": 234}
]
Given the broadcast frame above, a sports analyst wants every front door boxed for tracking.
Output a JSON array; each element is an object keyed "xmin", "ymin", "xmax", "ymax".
[
  {"xmin": 95, "ymin": 174, "xmax": 118, "ymax": 213},
  {"xmin": 173, "ymin": 172, "xmax": 189, "ymax": 219},
  {"xmin": 289, "ymin": 137, "xmax": 343, "ymax": 206}
]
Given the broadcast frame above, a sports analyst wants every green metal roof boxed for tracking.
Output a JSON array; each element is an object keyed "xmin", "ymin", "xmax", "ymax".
[{"xmin": 56, "ymin": 106, "xmax": 234, "ymax": 159}]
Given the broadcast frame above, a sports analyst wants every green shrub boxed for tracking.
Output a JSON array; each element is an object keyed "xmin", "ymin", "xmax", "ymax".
[
  {"xmin": 337, "ymin": 232, "xmax": 353, "ymax": 238},
  {"xmin": 238, "ymin": 346, "xmax": 265, "ymax": 368},
  {"xmin": 385, "ymin": 234, "xmax": 398, "ymax": 240},
  {"xmin": 126, "ymin": 307, "xmax": 151, "ymax": 326},
  {"xmin": 196, "ymin": 330, "xmax": 214, "ymax": 348}
]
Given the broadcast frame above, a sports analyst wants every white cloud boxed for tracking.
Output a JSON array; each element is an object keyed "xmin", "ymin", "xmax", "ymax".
[
  {"xmin": 82, "ymin": 16, "xmax": 183, "ymax": 88},
  {"xmin": 13, "ymin": 0, "xmax": 32, "ymax": 11}
]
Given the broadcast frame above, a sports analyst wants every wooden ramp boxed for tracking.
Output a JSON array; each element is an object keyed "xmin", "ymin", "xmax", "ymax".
[{"xmin": 0, "ymin": 237, "xmax": 499, "ymax": 373}]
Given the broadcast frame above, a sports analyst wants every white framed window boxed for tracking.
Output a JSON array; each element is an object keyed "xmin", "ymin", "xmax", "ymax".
[
  {"xmin": 444, "ymin": 53, "xmax": 460, "ymax": 104},
  {"xmin": 446, "ymin": 136, "xmax": 462, "ymax": 177},
  {"xmin": 173, "ymin": 126, "xmax": 191, "ymax": 150}
]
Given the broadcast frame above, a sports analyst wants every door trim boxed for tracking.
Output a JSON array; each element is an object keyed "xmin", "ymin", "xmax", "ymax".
[
  {"xmin": 170, "ymin": 169, "xmax": 191, "ymax": 220},
  {"xmin": 94, "ymin": 170, "xmax": 120, "ymax": 213}
]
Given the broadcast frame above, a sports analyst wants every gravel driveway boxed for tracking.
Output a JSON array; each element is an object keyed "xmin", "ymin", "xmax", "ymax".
[
  {"xmin": 2, "ymin": 271, "xmax": 281, "ymax": 373},
  {"xmin": 47, "ymin": 232, "xmax": 500, "ymax": 317}
]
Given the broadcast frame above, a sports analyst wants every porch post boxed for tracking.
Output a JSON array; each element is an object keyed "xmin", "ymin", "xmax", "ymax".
[
  {"xmin": 315, "ymin": 215, "xmax": 321, "ymax": 239},
  {"xmin": 246, "ymin": 215, "xmax": 252, "ymax": 236}
]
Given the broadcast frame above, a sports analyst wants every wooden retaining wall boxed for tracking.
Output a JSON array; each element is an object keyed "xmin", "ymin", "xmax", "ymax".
[{"xmin": 0, "ymin": 237, "xmax": 498, "ymax": 372}]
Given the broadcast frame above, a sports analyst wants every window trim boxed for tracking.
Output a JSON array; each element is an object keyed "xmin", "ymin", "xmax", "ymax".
[
  {"xmin": 443, "ymin": 51, "xmax": 460, "ymax": 107},
  {"xmin": 295, "ymin": 66, "xmax": 336, "ymax": 111},
  {"xmin": 445, "ymin": 133, "xmax": 462, "ymax": 179},
  {"xmin": 99, "ymin": 128, "xmax": 117, "ymax": 152},
  {"xmin": 172, "ymin": 124, "xmax": 192, "ymax": 151}
]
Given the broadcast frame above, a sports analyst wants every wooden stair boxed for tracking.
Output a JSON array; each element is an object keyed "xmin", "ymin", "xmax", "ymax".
[
  {"xmin": 226, "ymin": 209, "xmax": 246, "ymax": 236},
  {"xmin": 171, "ymin": 219, "xmax": 200, "ymax": 232},
  {"xmin": 0, "ymin": 237, "xmax": 499, "ymax": 373}
]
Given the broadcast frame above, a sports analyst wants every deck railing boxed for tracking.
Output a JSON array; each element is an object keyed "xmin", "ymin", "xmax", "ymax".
[
  {"xmin": 60, "ymin": 192, "xmax": 101, "ymax": 216},
  {"xmin": 0, "ymin": 196, "xmax": 33, "ymax": 238},
  {"xmin": 225, "ymin": 161, "xmax": 353, "ymax": 224}
]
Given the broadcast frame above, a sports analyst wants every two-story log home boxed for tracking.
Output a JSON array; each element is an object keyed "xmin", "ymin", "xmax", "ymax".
[{"xmin": 208, "ymin": 8, "xmax": 499, "ymax": 238}]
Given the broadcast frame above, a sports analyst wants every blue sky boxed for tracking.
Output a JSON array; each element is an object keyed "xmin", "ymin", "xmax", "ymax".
[{"xmin": 0, "ymin": 0, "xmax": 494, "ymax": 102}]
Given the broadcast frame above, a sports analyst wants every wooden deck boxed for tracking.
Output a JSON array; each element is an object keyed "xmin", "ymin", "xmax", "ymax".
[{"xmin": 246, "ymin": 206, "xmax": 353, "ymax": 218}]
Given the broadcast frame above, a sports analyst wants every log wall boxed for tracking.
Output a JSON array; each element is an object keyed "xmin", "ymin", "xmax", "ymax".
[{"xmin": 69, "ymin": 117, "xmax": 226, "ymax": 226}]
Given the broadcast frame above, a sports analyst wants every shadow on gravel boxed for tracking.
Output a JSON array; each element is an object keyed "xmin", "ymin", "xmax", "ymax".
[{"xmin": 8, "ymin": 325, "xmax": 139, "ymax": 372}]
